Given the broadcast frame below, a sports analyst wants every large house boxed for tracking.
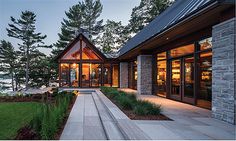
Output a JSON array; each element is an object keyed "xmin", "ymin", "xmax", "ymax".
[{"xmin": 57, "ymin": 0, "xmax": 235, "ymax": 124}]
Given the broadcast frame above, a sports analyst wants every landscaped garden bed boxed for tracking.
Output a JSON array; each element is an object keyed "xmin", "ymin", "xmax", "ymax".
[
  {"xmin": 100, "ymin": 86, "xmax": 171, "ymax": 120},
  {"xmin": 0, "ymin": 89, "xmax": 76, "ymax": 140}
]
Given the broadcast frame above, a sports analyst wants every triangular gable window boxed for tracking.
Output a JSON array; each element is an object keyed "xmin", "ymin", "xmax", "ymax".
[
  {"xmin": 62, "ymin": 41, "xmax": 81, "ymax": 60},
  {"xmin": 61, "ymin": 39, "xmax": 101, "ymax": 60},
  {"xmin": 82, "ymin": 41, "xmax": 100, "ymax": 60}
]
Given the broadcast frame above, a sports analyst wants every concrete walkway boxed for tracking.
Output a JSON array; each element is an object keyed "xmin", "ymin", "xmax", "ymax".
[
  {"xmin": 135, "ymin": 95, "xmax": 236, "ymax": 140},
  {"xmin": 60, "ymin": 94, "xmax": 107, "ymax": 140},
  {"xmin": 60, "ymin": 90, "xmax": 149, "ymax": 140}
]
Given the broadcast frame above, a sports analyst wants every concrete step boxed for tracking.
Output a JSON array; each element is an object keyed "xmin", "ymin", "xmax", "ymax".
[
  {"xmin": 92, "ymin": 92, "xmax": 125, "ymax": 140},
  {"xmin": 95, "ymin": 90, "xmax": 151, "ymax": 140}
]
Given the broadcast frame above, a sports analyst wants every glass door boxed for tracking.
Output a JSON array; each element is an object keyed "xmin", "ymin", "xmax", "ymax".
[
  {"xmin": 170, "ymin": 59, "xmax": 181, "ymax": 100},
  {"xmin": 170, "ymin": 57, "xmax": 195, "ymax": 104},
  {"xmin": 182, "ymin": 57, "xmax": 195, "ymax": 104}
]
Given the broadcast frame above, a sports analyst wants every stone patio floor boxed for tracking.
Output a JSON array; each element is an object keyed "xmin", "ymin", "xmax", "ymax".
[
  {"xmin": 136, "ymin": 95, "xmax": 236, "ymax": 140},
  {"xmin": 61, "ymin": 88, "xmax": 236, "ymax": 140}
]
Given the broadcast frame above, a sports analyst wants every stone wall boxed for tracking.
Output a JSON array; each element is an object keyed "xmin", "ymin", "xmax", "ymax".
[
  {"xmin": 212, "ymin": 17, "xmax": 235, "ymax": 124},
  {"xmin": 137, "ymin": 55, "xmax": 153, "ymax": 95},
  {"xmin": 119, "ymin": 62, "xmax": 129, "ymax": 88}
]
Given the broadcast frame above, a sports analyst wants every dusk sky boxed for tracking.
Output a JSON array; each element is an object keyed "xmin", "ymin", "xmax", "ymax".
[{"xmin": 0, "ymin": 0, "xmax": 140, "ymax": 55}]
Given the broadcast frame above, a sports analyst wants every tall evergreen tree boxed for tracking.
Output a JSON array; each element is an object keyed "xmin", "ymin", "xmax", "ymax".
[
  {"xmin": 96, "ymin": 20, "xmax": 130, "ymax": 53},
  {"xmin": 129, "ymin": 0, "xmax": 172, "ymax": 34},
  {"xmin": 0, "ymin": 40, "xmax": 17, "ymax": 91},
  {"xmin": 53, "ymin": 0, "xmax": 103, "ymax": 56},
  {"xmin": 6, "ymin": 11, "xmax": 50, "ymax": 90}
]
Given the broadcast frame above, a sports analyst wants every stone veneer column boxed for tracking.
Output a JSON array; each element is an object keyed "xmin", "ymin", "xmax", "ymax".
[
  {"xmin": 212, "ymin": 17, "xmax": 235, "ymax": 124},
  {"xmin": 119, "ymin": 62, "xmax": 129, "ymax": 88},
  {"xmin": 137, "ymin": 55, "xmax": 152, "ymax": 95}
]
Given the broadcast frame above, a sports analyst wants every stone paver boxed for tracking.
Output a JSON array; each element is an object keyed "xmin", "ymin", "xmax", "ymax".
[{"xmin": 133, "ymin": 94, "xmax": 236, "ymax": 140}]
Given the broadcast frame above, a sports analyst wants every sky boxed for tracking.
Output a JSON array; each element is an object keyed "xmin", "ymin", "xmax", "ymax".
[{"xmin": 0, "ymin": 0, "xmax": 141, "ymax": 55}]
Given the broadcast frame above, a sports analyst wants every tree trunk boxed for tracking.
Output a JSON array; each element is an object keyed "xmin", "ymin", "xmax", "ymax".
[
  {"xmin": 11, "ymin": 71, "xmax": 14, "ymax": 91},
  {"xmin": 25, "ymin": 46, "xmax": 29, "ymax": 90}
]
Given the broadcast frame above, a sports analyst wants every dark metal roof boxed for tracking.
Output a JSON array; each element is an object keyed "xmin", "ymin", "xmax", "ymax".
[{"xmin": 119, "ymin": 0, "xmax": 218, "ymax": 57}]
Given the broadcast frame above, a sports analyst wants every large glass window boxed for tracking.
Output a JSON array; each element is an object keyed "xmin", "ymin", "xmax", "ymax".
[
  {"xmin": 90, "ymin": 64, "xmax": 102, "ymax": 87},
  {"xmin": 70, "ymin": 63, "xmax": 79, "ymax": 87},
  {"xmin": 112, "ymin": 64, "xmax": 119, "ymax": 87},
  {"xmin": 184, "ymin": 57, "xmax": 194, "ymax": 98},
  {"xmin": 198, "ymin": 52, "xmax": 212, "ymax": 108},
  {"xmin": 170, "ymin": 44, "xmax": 194, "ymax": 57},
  {"xmin": 103, "ymin": 64, "xmax": 111, "ymax": 86},
  {"xmin": 82, "ymin": 41, "xmax": 100, "ymax": 60},
  {"xmin": 82, "ymin": 63, "xmax": 90, "ymax": 87},
  {"xmin": 157, "ymin": 60, "xmax": 167, "ymax": 97},
  {"xmin": 62, "ymin": 42, "xmax": 80, "ymax": 60},
  {"xmin": 60, "ymin": 63, "xmax": 70, "ymax": 87},
  {"xmin": 171, "ymin": 59, "xmax": 181, "ymax": 96}
]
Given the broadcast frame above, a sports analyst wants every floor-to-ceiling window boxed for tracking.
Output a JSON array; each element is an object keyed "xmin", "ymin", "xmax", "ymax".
[
  {"xmin": 60, "ymin": 63, "xmax": 70, "ymax": 87},
  {"xmin": 155, "ymin": 37, "xmax": 212, "ymax": 108},
  {"xmin": 70, "ymin": 63, "xmax": 79, "ymax": 87},
  {"xmin": 103, "ymin": 64, "xmax": 111, "ymax": 86},
  {"xmin": 157, "ymin": 52, "xmax": 167, "ymax": 97},
  {"xmin": 112, "ymin": 64, "xmax": 119, "ymax": 87},
  {"xmin": 197, "ymin": 38, "xmax": 212, "ymax": 109}
]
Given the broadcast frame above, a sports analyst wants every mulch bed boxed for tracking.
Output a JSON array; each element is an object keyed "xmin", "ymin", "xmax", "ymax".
[
  {"xmin": 14, "ymin": 95, "xmax": 77, "ymax": 140},
  {"xmin": 108, "ymin": 96, "xmax": 172, "ymax": 121}
]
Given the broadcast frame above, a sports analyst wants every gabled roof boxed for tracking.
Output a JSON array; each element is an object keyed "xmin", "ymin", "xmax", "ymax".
[
  {"xmin": 118, "ymin": 0, "xmax": 223, "ymax": 57},
  {"xmin": 56, "ymin": 33, "xmax": 107, "ymax": 61}
]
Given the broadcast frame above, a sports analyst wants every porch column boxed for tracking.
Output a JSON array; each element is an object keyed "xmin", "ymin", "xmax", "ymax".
[
  {"xmin": 119, "ymin": 62, "xmax": 128, "ymax": 88},
  {"xmin": 137, "ymin": 55, "xmax": 152, "ymax": 95},
  {"xmin": 212, "ymin": 17, "xmax": 235, "ymax": 124}
]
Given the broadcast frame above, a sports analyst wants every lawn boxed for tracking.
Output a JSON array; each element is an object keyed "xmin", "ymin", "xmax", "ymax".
[{"xmin": 0, "ymin": 102, "xmax": 41, "ymax": 139}]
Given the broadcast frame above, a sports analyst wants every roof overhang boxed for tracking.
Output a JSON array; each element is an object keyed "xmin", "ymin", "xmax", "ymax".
[{"xmin": 118, "ymin": 1, "xmax": 235, "ymax": 60}]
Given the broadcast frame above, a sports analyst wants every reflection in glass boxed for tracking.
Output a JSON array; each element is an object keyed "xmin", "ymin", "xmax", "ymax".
[
  {"xmin": 62, "ymin": 42, "xmax": 80, "ymax": 60},
  {"xmin": 103, "ymin": 64, "xmax": 111, "ymax": 86},
  {"xmin": 61, "ymin": 63, "xmax": 70, "ymax": 87},
  {"xmin": 157, "ymin": 61, "xmax": 166, "ymax": 97},
  {"xmin": 199, "ymin": 37, "xmax": 212, "ymax": 50},
  {"xmin": 70, "ymin": 64, "xmax": 79, "ymax": 87},
  {"xmin": 171, "ymin": 60, "xmax": 181, "ymax": 95},
  {"xmin": 198, "ymin": 52, "xmax": 212, "ymax": 109},
  {"xmin": 170, "ymin": 44, "xmax": 194, "ymax": 57},
  {"xmin": 90, "ymin": 64, "xmax": 102, "ymax": 87},
  {"xmin": 184, "ymin": 57, "xmax": 194, "ymax": 98},
  {"xmin": 112, "ymin": 64, "xmax": 119, "ymax": 87}
]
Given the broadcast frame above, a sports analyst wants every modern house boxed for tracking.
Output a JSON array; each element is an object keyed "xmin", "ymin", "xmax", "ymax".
[{"xmin": 57, "ymin": 0, "xmax": 235, "ymax": 124}]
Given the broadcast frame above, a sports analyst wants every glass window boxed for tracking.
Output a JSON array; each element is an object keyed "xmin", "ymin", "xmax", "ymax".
[
  {"xmin": 184, "ymin": 57, "xmax": 194, "ymax": 98},
  {"xmin": 103, "ymin": 64, "xmax": 111, "ymax": 87},
  {"xmin": 62, "ymin": 42, "xmax": 80, "ymax": 60},
  {"xmin": 60, "ymin": 63, "xmax": 70, "ymax": 87},
  {"xmin": 90, "ymin": 64, "xmax": 102, "ymax": 87},
  {"xmin": 157, "ymin": 52, "xmax": 167, "ymax": 60},
  {"xmin": 198, "ymin": 51, "xmax": 212, "ymax": 108},
  {"xmin": 82, "ymin": 63, "xmax": 90, "ymax": 87},
  {"xmin": 170, "ymin": 44, "xmax": 194, "ymax": 57},
  {"xmin": 199, "ymin": 37, "xmax": 212, "ymax": 50},
  {"xmin": 171, "ymin": 60, "xmax": 181, "ymax": 95},
  {"xmin": 157, "ymin": 61, "xmax": 166, "ymax": 97},
  {"xmin": 82, "ymin": 41, "xmax": 100, "ymax": 60},
  {"xmin": 112, "ymin": 64, "xmax": 119, "ymax": 87},
  {"xmin": 70, "ymin": 63, "xmax": 79, "ymax": 87}
]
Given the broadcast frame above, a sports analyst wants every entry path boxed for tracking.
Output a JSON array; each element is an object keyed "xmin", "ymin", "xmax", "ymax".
[{"xmin": 60, "ymin": 94, "xmax": 107, "ymax": 140}]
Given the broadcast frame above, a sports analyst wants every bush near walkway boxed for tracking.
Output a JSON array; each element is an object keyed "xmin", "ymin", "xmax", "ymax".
[{"xmin": 100, "ymin": 86, "xmax": 161, "ymax": 116}]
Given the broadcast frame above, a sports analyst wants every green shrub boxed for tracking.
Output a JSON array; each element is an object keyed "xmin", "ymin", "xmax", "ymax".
[
  {"xmin": 30, "ymin": 92, "xmax": 74, "ymax": 139},
  {"xmin": 116, "ymin": 95, "xmax": 133, "ymax": 110},
  {"xmin": 134, "ymin": 100, "xmax": 161, "ymax": 115}
]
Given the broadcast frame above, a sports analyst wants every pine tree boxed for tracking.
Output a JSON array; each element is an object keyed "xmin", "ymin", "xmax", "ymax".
[
  {"xmin": 129, "ymin": 0, "xmax": 172, "ymax": 34},
  {"xmin": 53, "ymin": 0, "xmax": 103, "ymax": 56},
  {"xmin": 96, "ymin": 20, "xmax": 130, "ymax": 53},
  {"xmin": 6, "ymin": 11, "xmax": 50, "ymax": 90},
  {"xmin": 0, "ymin": 40, "xmax": 17, "ymax": 91}
]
